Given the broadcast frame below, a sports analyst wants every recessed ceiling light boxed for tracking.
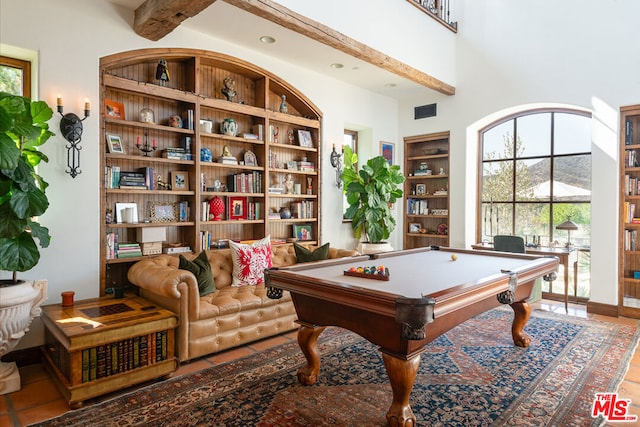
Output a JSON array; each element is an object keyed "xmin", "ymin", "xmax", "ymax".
[
  {"xmin": 330, "ymin": 63, "xmax": 344, "ymax": 69},
  {"xmin": 260, "ymin": 36, "xmax": 276, "ymax": 44},
  {"xmin": 384, "ymin": 83, "xmax": 397, "ymax": 88}
]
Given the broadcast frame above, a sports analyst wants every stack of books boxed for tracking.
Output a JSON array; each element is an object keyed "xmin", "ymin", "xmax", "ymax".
[
  {"xmin": 298, "ymin": 161, "xmax": 315, "ymax": 172},
  {"xmin": 162, "ymin": 244, "xmax": 191, "ymax": 254},
  {"xmin": 117, "ymin": 242, "xmax": 142, "ymax": 258},
  {"xmin": 119, "ymin": 172, "xmax": 147, "ymax": 190},
  {"xmin": 162, "ymin": 147, "xmax": 188, "ymax": 160}
]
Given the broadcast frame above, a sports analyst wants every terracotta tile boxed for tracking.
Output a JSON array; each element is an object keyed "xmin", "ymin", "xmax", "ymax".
[
  {"xmin": 0, "ymin": 395, "xmax": 8, "ymax": 414},
  {"xmin": 618, "ymin": 380, "xmax": 640, "ymax": 402},
  {"xmin": 0, "ymin": 414, "xmax": 13, "ymax": 426},
  {"xmin": 15, "ymin": 398, "xmax": 69, "ymax": 426},
  {"xmin": 174, "ymin": 359, "xmax": 213, "ymax": 377},
  {"xmin": 18, "ymin": 364, "xmax": 50, "ymax": 385},
  {"xmin": 207, "ymin": 346, "xmax": 254, "ymax": 364},
  {"xmin": 249, "ymin": 335, "xmax": 290, "ymax": 351},
  {"xmin": 626, "ymin": 365, "xmax": 640, "ymax": 383},
  {"xmin": 8, "ymin": 378, "xmax": 62, "ymax": 411}
]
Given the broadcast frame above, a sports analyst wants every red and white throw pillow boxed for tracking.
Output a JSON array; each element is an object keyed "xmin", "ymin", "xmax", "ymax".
[{"xmin": 229, "ymin": 236, "xmax": 273, "ymax": 286}]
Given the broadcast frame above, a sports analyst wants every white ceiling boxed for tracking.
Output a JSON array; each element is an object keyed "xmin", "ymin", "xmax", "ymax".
[{"xmin": 108, "ymin": 0, "xmax": 438, "ymax": 100}]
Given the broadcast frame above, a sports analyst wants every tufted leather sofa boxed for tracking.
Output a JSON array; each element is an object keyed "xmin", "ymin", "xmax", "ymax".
[{"xmin": 127, "ymin": 244, "xmax": 358, "ymax": 362}]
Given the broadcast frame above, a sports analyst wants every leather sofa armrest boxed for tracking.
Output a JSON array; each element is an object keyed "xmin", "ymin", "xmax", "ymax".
[{"xmin": 127, "ymin": 256, "xmax": 200, "ymax": 318}]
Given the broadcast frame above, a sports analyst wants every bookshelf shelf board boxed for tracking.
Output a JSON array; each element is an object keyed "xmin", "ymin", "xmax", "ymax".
[
  {"xmin": 407, "ymin": 154, "xmax": 449, "ymax": 161},
  {"xmin": 270, "ymin": 142, "xmax": 318, "ymax": 153},
  {"xmin": 405, "ymin": 233, "xmax": 449, "ymax": 239},
  {"xmin": 407, "ymin": 175, "xmax": 448, "ymax": 180},
  {"xmin": 270, "ymin": 168, "xmax": 317, "ymax": 176},
  {"xmin": 200, "ymin": 132, "xmax": 266, "ymax": 145},
  {"xmin": 105, "ymin": 154, "xmax": 195, "ymax": 166}
]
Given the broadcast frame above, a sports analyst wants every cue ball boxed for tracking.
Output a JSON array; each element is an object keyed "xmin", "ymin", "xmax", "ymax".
[{"xmin": 451, "ymin": 254, "xmax": 458, "ymax": 261}]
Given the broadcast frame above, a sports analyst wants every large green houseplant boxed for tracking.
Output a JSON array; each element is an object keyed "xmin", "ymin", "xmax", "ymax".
[
  {"xmin": 0, "ymin": 91, "xmax": 54, "ymax": 283},
  {"xmin": 341, "ymin": 145, "xmax": 405, "ymax": 246}
]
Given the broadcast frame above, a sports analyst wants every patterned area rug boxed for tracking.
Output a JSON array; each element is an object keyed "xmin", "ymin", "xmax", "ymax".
[{"xmin": 32, "ymin": 308, "xmax": 639, "ymax": 427}]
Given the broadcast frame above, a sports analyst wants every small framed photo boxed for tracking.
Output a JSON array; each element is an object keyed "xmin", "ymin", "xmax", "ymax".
[
  {"xmin": 380, "ymin": 141, "xmax": 395, "ymax": 165},
  {"xmin": 106, "ymin": 134, "xmax": 125, "ymax": 154},
  {"xmin": 149, "ymin": 202, "xmax": 176, "ymax": 223},
  {"xmin": 416, "ymin": 184, "xmax": 426, "ymax": 195},
  {"xmin": 287, "ymin": 160, "xmax": 298, "ymax": 170},
  {"xmin": 105, "ymin": 99, "xmax": 125, "ymax": 120},
  {"xmin": 244, "ymin": 150, "xmax": 257, "ymax": 166},
  {"xmin": 293, "ymin": 224, "xmax": 312, "ymax": 241},
  {"xmin": 171, "ymin": 171, "xmax": 189, "ymax": 191},
  {"xmin": 228, "ymin": 196, "xmax": 247, "ymax": 220},
  {"xmin": 297, "ymin": 130, "xmax": 313, "ymax": 148},
  {"xmin": 409, "ymin": 223, "xmax": 421, "ymax": 233},
  {"xmin": 115, "ymin": 202, "xmax": 138, "ymax": 224}
]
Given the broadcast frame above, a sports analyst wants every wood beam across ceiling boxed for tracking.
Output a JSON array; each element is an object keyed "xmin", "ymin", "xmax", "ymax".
[
  {"xmin": 134, "ymin": 0, "xmax": 220, "ymax": 41},
  {"xmin": 132, "ymin": 0, "xmax": 455, "ymax": 95},
  {"xmin": 224, "ymin": 0, "xmax": 455, "ymax": 96}
]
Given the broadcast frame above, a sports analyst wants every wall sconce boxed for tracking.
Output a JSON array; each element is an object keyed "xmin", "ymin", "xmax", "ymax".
[
  {"xmin": 58, "ymin": 96, "xmax": 89, "ymax": 178},
  {"xmin": 329, "ymin": 143, "xmax": 344, "ymax": 188}
]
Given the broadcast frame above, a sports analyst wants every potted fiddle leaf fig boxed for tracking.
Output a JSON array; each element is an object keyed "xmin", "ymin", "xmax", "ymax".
[
  {"xmin": 341, "ymin": 145, "xmax": 405, "ymax": 253},
  {"xmin": 0, "ymin": 91, "xmax": 54, "ymax": 284}
]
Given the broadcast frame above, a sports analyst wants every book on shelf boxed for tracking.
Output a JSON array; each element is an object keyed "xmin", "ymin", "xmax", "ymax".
[
  {"xmin": 182, "ymin": 109, "xmax": 194, "ymax": 130},
  {"xmin": 163, "ymin": 245, "xmax": 191, "ymax": 254},
  {"xmin": 241, "ymin": 133, "xmax": 258, "ymax": 140},
  {"xmin": 626, "ymin": 117, "xmax": 634, "ymax": 145},
  {"xmin": 251, "ymin": 124, "xmax": 264, "ymax": 141}
]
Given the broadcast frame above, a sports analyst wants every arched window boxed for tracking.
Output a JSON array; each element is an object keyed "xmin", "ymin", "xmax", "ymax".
[{"xmin": 478, "ymin": 109, "xmax": 591, "ymax": 300}]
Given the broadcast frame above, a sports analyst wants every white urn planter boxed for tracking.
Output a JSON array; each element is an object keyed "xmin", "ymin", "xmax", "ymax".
[
  {"xmin": 0, "ymin": 279, "xmax": 47, "ymax": 394},
  {"xmin": 357, "ymin": 242, "xmax": 394, "ymax": 255}
]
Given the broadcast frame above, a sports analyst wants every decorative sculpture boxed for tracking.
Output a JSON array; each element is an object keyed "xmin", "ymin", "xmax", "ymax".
[{"xmin": 221, "ymin": 76, "xmax": 237, "ymax": 101}]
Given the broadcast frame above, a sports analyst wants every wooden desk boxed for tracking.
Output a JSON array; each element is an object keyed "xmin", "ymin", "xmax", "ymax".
[
  {"xmin": 41, "ymin": 295, "xmax": 178, "ymax": 408},
  {"xmin": 472, "ymin": 243, "xmax": 575, "ymax": 311}
]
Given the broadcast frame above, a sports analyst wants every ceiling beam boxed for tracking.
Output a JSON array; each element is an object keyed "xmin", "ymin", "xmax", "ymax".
[
  {"xmin": 223, "ymin": 0, "xmax": 455, "ymax": 96},
  {"xmin": 134, "ymin": 0, "xmax": 220, "ymax": 41}
]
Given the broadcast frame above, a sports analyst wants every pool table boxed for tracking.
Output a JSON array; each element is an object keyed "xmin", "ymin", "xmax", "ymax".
[{"xmin": 264, "ymin": 246, "xmax": 559, "ymax": 427}]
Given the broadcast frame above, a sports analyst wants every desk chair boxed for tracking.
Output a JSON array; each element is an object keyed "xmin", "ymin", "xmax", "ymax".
[
  {"xmin": 493, "ymin": 235, "xmax": 525, "ymax": 254},
  {"xmin": 493, "ymin": 235, "xmax": 543, "ymax": 304}
]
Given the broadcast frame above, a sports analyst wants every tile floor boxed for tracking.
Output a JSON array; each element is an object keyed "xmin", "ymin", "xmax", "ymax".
[{"xmin": 1, "ymin": 301, "xmax": 639, "ymax": 427}]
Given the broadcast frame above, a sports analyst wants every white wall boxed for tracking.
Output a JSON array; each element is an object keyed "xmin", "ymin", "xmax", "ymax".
[
  {"xmin": 0, "ymin": 0, "xmax": 398, "ymax": 348},
  {"xmin": 398, "ymin": 0, "xmax": 640, "ymax": 306}
]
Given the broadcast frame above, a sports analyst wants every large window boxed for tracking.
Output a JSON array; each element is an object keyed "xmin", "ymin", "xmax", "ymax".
[
  {"xmin": 0, "ymin": 55, "xmax": 31, "ymax": 97},
  {"xmin": 341, "ymin": 130, "xmax": 358, "ymax": 219},
  {"xmin": 478, "ymin": 110, "xmax": 592, "ymax": 298}
]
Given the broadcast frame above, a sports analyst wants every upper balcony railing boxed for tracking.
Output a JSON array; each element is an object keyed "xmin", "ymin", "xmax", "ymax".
[{"xmin": 407, "ymin": 0, "xmax": 458, "ymax": 33}]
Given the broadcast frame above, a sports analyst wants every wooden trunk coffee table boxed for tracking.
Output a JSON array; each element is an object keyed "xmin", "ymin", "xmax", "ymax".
[{"xmin": 40, "ymin": 295, "xmax": 178, "ymax": 408}]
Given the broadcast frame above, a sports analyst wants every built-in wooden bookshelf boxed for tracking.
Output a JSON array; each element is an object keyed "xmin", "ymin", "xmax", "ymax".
[
  {"xmin": 403, "ymin": 132, "xmax": 450, "ymax": 249},
  {"xmin": 619, "ymin": 104, "xmax": 640, "ymax": 318},
  {"xmin": 100, "ymin": 49, "xmax": 322, "ymax": 295}
]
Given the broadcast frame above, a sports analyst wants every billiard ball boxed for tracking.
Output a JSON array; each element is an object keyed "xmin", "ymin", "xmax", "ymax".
[{"xmin": 451, "ymin": 254, "xmax": 458, "ymax": 261}]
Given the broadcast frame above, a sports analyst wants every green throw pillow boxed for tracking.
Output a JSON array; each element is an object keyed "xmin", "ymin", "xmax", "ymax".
[
  {"xmin": 179, "ymin": 251, "xmax": 216, "ymax": 296},
  {"xmin": 294, "ymin": 242, "xmax": 330, "ymax": 263}
]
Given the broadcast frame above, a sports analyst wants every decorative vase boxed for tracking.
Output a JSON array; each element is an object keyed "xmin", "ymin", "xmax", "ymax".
[
  {"xmin": 200, "ymin": 147, "xmax": 212, "ymax": 162},
  {"xmin": 279, "ymin": 207, "xmax": 292, "ymax": 219},
  {"xmin": 221, "ymin": 118, "xmax": 238, "ymax": 137},
  {"xmin": 209, "ymin": 196, "xmax": 225, "ymax": 221},
  {"xmin": 0, "ymin": 279, "xmax": 47, "ymax": 395}
]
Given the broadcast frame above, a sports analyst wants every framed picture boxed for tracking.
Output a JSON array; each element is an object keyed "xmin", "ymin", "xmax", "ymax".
[
  {"xmin": 380, "ymin": 141, "xmax": 395, "ymax": 165},
  {"xmin": 115, "ymin": 202, "xmax": 138, "ymax": 224},
  {"xmin": 408, "ymin": 223, "xmax": 421, "ymax": 233},
  {"xmin": 297, "ymin": 130, "xmax": 313, "ymax": 148},
  {"xmin": 287, "ymin": 160, "xmax": 298, "ymax": 171},
  {"xmin": 228, "ymin": 196, "xmax": 247, "ymax": 220},
  {"xmin": 171, "ymin": 171, "xmax": 189, "ymax": 191},
  {"xmin": 149, "ymin": 202, "xmax": 177, "ymax": 223},
  {"xmin": 416, "ymin": 184, "xmax": 426, "ymax": 195},
  {"xmin": 105, "ymin": 99, "xmax": 125, "ymax": 120},
  {"xmin": 106, "ymin": 134, "xmax": 125, "ymax": 154},
  {"xmin": 293, "ymin": 224, "xmax": 312, "ymax": 241},
  {"xmin": 244, "ymin": 150, "xmax": 257, "ymax": 166}
]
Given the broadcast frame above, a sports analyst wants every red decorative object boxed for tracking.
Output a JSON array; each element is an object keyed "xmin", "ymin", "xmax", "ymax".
[{"xmin": 209, "ymin": 196, "xmax": 225, "ymax": 221}]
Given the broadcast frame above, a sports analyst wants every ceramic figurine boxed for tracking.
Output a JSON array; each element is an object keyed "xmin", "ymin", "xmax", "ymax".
[
  {"xmin": 221, "ymin": 118, "xmax": 238, "ymax": 136},
  {"xmin": 221, "ymin": 76, "xmax": 236, "ymax": 101},
  {"xmin": 279, "ymin": 94, "xmax": 288, "ymax": 113},
  {"xmin": 155, "ymin": 59, "xmax": 170, "ymax": 85}
]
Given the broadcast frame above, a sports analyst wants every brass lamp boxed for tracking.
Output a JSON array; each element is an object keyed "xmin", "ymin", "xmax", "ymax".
[{"xmin": 556, "ymin": 217, "xmax": 578, "ymax": 247}]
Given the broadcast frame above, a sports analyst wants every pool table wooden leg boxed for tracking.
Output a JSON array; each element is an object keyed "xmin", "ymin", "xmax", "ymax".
[
  {"xmin": 510, "ymin": 301, "xmax": 531, "ymax": 347},
  {"xmin": 381, "ymin": 352, "xmax": 419, "ymax": 427},
  {"xmin": 296, "ymin": 324, "xmax": 326, "ymax": 385}
]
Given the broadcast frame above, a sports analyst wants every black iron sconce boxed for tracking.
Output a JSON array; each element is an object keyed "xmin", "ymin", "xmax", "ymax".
[
  {"xmin": 329, "ymin": 143, "xmax": 344, "ymax": 188},
  {"xmin": 58, "ymin": 96, "xmax": 89, "ymax": 178}
]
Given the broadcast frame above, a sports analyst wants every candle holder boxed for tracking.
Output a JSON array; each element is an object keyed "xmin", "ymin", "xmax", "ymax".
[
  {"xmin": 58, "ymin": 100, "xmax": 90, "ymax": 178},
  {"xmin": 136, "ymin": 132, "xmax": 157, "ymax": 157}
]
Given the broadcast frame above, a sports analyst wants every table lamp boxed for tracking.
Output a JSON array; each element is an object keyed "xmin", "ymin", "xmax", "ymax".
[{"xmin": 556, "ymin": 217, "xmax": 578, "ymax": 247}]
